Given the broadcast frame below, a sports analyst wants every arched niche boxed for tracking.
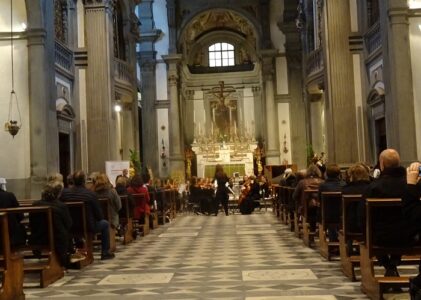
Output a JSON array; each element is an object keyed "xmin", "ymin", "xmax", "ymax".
[
  {"xmin": 367, "ymin": 81, "xmax": 386, "ymax": 159},
  {"xmin": 178, "ymin": 9, "xmax": 260, "ymax": 59},
  {"xmin": 188, "ymin": 30, "xmax": 257, "ymax": 67}
]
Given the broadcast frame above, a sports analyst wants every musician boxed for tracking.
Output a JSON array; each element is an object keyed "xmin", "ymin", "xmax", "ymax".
[
  {"xmin": 239, "ymin": 176, "xmax": 260, "ymax": 214},
  {"xmin": 214, "ymin": 165, "xmax": 230, "ymax": 216}
]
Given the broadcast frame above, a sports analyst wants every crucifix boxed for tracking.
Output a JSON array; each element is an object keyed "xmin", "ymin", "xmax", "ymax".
[{"xmin": 207, "ymin": 81, "xmax": 236, "ymax": 138}]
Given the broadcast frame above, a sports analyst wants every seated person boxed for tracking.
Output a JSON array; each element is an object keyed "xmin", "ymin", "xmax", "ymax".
[
  {"xmin": 94, "ymin": 173, "xmax": 122, "ymax": 229},
  {"xmin": 0, "ymin": 186, "xmax": 26, "ymax": 247},
  {"xmin": 127, "ymin": 175, "xmax": 150, "ymax": 223},
  {"xmin": 239, "ymin": 176, "xmax": 260, "ymax": 215},
  {"xmin": 31, "ymin": 180, "xmax": 73, "ymax": 267},
  {"xmin": 61, "ymin": 170, "xmax": 115, "ymax": 260}
]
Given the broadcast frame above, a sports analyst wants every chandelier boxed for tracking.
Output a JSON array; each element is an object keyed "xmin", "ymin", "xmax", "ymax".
[{"xmin": 4, "ymin": 0, "xmax": 22, "ymax": 138}]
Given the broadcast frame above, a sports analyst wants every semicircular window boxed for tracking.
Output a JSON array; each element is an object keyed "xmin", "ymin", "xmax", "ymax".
[{"xmin": 209, "ymin": 43, "xmax": 235, "ymax": 67}]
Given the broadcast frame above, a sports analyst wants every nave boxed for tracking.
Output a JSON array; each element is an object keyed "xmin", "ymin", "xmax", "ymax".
[{"xmin": 24, "ymin": 212, "xmax": 374, "ymax": 300}]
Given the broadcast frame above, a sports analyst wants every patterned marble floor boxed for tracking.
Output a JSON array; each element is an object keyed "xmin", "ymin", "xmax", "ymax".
[{"xmin": 23, "ymin": 212, "xmax": 409, "ymax": 299}]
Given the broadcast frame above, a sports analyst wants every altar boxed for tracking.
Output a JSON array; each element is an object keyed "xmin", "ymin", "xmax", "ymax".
[{"xmin": 192, "ymin": 140, "xmax": 257, "ymax": 178}]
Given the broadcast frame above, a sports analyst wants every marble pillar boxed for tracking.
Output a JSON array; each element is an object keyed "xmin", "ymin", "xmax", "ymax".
[
  {"xmin": 84, "ymin": 0, "xmax": 115, "ymax": 172},
  {"xmin": 381, "ymin": 1, "xmax": 417, "ymax": 163},
  {"xmin": 323, "ymin": 0, "xmax": 358, "ymax": 164},
  {"xmin": 261, "ymin": 49, "xmax": 280, "ymax": 165},
  {"xmin": 26, "ymin": 0, "xmax": 59, "ymax": 197},
  {"xmin": 163, "ymin": 54, "xmax": 185, "ymax": 179}
]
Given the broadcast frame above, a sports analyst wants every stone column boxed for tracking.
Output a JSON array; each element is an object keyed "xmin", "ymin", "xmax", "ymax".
[
  {"xmin": 252, "ymin": 86, "xmax": 263, "ymax": 139},
  {"xmin": 26, "ymin": 0, "xmax": 59, "ymax": 196},
  {"xmin": 84, "ymin": 0, "xmax": 115, "ymax": 172},
  {"xmin": 323, "ymin": 0, "xmax": 358, "ymax": 164},
  {"xmin": 261, "ymin": 49, "xmax": 280, "ymax": 165},
  {"xmin": 163, "ymin": 54, "xmax": 185, "ymax": 178},
  {"xmin": 380, "ymin": 0, "xmax": 417, "ymax": 163}
]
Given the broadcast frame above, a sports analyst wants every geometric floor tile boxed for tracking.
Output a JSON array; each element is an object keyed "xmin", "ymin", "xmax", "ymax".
[
  {"xmin": 97, "ymin": 273, "xmax": 174, "ymax": 285},
  {"xmin": 242, "ymin": 269, "xmax": 318, "ymax": 281}
]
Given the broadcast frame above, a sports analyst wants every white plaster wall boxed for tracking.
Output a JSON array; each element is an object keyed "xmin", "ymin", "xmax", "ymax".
[
  {"xmin": 157, "ymin": 108, "xmax": 169, "ymax": 176},
  {"xmin": 409, "ymin": 17, "xmax": 421, "ymax": 159},
  {"xmin": 277, "ymin": 102, "xmax": 292, "ymax": 164},
  {"xmin": 0, "ymin": 0, "xmax": 27, "ymax": 32},
  {"xmin": 243, "ymin": 88, "xmax": 255, "ymax": 136},
  {"xmin": 156, "ymin": 61, "xmax": 168, "ymax": 100},
  {"xmin": 276, "ymin": 56, "xmax": 289, "ymax": 95},
  {"xmin": 269, "ymin": 0, "xmax": 285, "ymax": 53},
  {"xmin": 153, "ymin": 0, "xmax": 169, "ymax": 56},
  {"xmin": 0, "ymin": 39, "xmax": 30, "ymax": 179},
  {"xmin": 409, "ymin": 0, "xmax": 421, "ymax": 9}
]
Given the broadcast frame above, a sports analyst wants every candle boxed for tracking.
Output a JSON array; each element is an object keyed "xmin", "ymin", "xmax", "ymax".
[
  {"xmin": 211, "ymin": 122, "xmax": 214, "ymax": 135},
  {"xmin": 234, "ymin": 121, "xmax": 237, "ymax": 136},
  {"xmin": 193, "ymin": 110, "xmax": 196, "ymax": 123}
]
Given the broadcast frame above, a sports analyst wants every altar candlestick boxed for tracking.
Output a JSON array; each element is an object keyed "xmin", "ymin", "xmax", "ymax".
[
  {"xmin": 211, "ymin": 122, "xmax": 214, "ymax": 135},
  {"xmin": 234, "ymin": 121, "xmax": 237, "ymax": 136}
]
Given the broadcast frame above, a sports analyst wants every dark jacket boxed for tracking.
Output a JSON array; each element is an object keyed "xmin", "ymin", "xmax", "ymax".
[
  {"xmin": 31, "ymin": 199, "xmax": 72, "ymax": 266},
  {"xmin": 342, "ymin": 180, "xmax": 371, "ymax": 233},
  {"xmin": 318, "ymin": 177, "xmax": 345, "ymax": 199},
  {"xmin": 0, "ymin": 189, "xmax": 26, "ymax": 247},
  {"xmin": 60, "ymin": 186, "xmax": 104, "ymax": 233},
  {"xmin": 364, "ymin": 166, "xmax": 414, "ymax": 246},
  {"xmin": 402, "ymin": 183, "xmax": 421, "ymax": 233}
]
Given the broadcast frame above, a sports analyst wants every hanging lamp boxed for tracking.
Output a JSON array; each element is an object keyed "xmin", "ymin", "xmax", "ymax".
[{"xmin": 4, "ymin": 0, "xmax": 22, "ymax": 138}]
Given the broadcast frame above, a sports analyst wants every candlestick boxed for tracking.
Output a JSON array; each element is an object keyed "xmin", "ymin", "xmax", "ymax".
[{"xmin": 193, "ymin": 110, "xmax": 196, "ymax": 123}]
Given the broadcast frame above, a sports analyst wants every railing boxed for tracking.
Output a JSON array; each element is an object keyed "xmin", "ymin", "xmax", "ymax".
[
  {"xmin": 306, "ymin": 48, "xmax": 324, "ymax": 76},
  {"xmin": 364, "ymin": 22, "xmax": 381, "ymax": 56},
  {"xmin": 54, "ymin": 40, "xmax": 73, "ymax": 74},
  {"xmin": 114, "ymin": 58, "xmax": 133, "ymax": 84}
]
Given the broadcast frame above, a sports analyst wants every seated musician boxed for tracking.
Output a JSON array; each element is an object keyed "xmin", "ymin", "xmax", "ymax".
[
  {"xmin": 239, "ymin": 176, "xmax": 260, "ymax": 214},
  {"xmin": 31, "ymin": 180, "xmax": 73, "ymax": 267},
  {"xmin": 342, "ymin": 163, "xmax": 371, "ymax": 256},
  {"xmin": 0, "ymin": 185, "xmax": 26, "ymax": 247},
  {"xmin": 318, "ymin": 164, "xmax": 345, "ymax": 242},
  {"xmin": 402, "ymin": 162, "xmax": 421, "ymax": 299},
  {"xmin": 189, "ymin": 177, "xmax": 201, "ymax": 214},
  {"xmin": 61, "ymin": 170, "xmax": 115, "ymax": 260},
  {"xmin": 94, "ymin": 173, "xmax": 122, "ymax": 229},
  {"xmin": 127, "ymin": 175, "xmax": 150, "ymax": 223},
  {"xmin": 292, "ymin": 164, "xmax": 324, "ymax": 231}
]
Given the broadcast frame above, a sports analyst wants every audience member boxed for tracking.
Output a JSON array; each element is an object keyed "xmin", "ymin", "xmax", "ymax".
[
  {"xmin": 94, "ymin": 173, "xmax": 122, "ymax": 229},
  {"xmin": 127, "ymin": 174, "xmax": 151, "ymax": 223},
  {"xmin": 0, "ymin": 186, "xmax": 26, "ymax": 247},
  {"xmin": 61, "ymin": 170, "xmax": 115, "ymax": 260}
]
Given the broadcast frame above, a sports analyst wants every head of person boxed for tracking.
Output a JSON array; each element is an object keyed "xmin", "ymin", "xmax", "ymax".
[
  {"xmin": 190, "ymin": 176, "xmax": 197, "ymax": 186},
  {"xmin": 347, "ymin": 163, "xmax": 370, "ymax": 182},
  {"xmin": 306, "ymin": 164, "xmax": 322, "ymax": 178},
  {"xmin": 116, "ymin": 176, "xmax": 128, "ymax": 189},
  {"xmin": 379, "ymin": 149, "xmax": 400, "ymax": 171},
  {"xmin": 94, "ymin": 173, "xmax": 111, "ymax": 192},
  {"xmin": 325, "ymin": 164, "xmax": 341, "ymax": 179},
  {"xmin": 66, "ymin": 174, "xmax": 74, "ymax": 187},
  {"xmin": 42, "ymin": 180, "xmax": 64, "ymax": 202},
  {"xmin": 215, "ymin": 164, "xmax": 224, "ymax": 176},
  {"xmin": 73, "ymin": 170, "xmax": 86, "ymax": 187},
  {"xmin": 122, "ymin": 169, "xmax": 128, "ymax": 177},
  {"xmin": 47, "ymin": 173, "xmax": 63, "ymax": 184},
  {"xmin": 130, "ymin": 174, "xmax": 144, "ymax": 188},
  {"xmin": 142, "ymin": 172, "xmax": 151, "ymax": 185}
]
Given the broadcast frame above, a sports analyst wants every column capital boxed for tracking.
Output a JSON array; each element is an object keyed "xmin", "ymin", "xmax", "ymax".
[
  {"xmin": 26, "ymin": 28, "xmax": 46, "ymax": 46},
  {"xmin": 162, "ymin": 54, "xmax": 183, "ymax": 65}
]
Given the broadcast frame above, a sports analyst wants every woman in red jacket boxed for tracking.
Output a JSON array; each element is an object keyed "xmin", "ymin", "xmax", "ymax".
[{"xmin": 127, "ymin": 175, "xmax": 150, "ymax": 223}]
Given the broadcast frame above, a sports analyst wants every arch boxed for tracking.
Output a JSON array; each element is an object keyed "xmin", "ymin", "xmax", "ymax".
[
  {"xmin": 367, "ymin": 81, "xmax": 385, "ymax": 106},
  {"xmin": 56, "ymin": 97, "xmax": 75, "ymax": 120},
  {"xmin": 178, "ymin": 8, "xmax": 261, "ymax": 54}
]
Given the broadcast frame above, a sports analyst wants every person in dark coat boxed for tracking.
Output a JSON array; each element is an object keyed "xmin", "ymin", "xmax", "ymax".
[
  {"xmin": 318, "ymin": 164, "xmax": 345, "ymax": 242},
  {"xmin": 214, "ymin": 165, "xmax": 230, "ymax": 216},
  {"xmin": 364, "ymin": 149, "xmax": 412, "ymax": 277},
  {"xmin": 402, "ymin": 162, "xmax": 421, "ymax": 299},
  {"xmin": 0, "ymin": 188, "xmax": 26, "ymax": 247},
  {"xmin": 342, "ymin": 163, "xmax": 371, "ymax": 256},
  {"xmin": 61, "ymin": 170, "xmax": 114, "ymax": 260},
  {"xmin": 31, "ymin": 180, "xmax": 72, "ymax": 267}
]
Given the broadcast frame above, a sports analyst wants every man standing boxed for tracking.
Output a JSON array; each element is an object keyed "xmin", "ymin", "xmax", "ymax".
[{"xmin": 61, "ymin": 170, "xmax": 115, "ymax": 260}]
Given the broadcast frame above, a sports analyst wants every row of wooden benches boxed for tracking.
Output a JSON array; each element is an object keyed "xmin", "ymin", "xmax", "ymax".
[
  {"xmin": 0, "ymin": 188, "xmax": 179, "ymax": 300},
  {"xmin": 272, "ymin": 184, "xmax": 421, "ymax": 300}
]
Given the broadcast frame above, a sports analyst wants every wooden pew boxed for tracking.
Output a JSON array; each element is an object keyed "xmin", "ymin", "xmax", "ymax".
[
  {"xmin": 302, "ymin": 189, "xmax": 318, "ymax": 247},
  {"xmin": 1, "ymin": 207, "xmax": 64, "ymax": 288},
  {"xmin": 156, "ymin": 190, "xmax": 166, "ymax": 225},
  {"xmin": 360, "ymin": 198, "xmax": 421, "ymax": 300},
  {"xmin": 271, "ymin": 184, "xmax": 280, "ymax": 218},
  {"xmin": 318, "ymin": 192, "xmax": 342, "ymax": 260},
  {"xmin": 0, "ymin": 212, "xmax": 25, "ymax": 300},
  {"xmin": 131, "ymin": 193, "xmax": 150, "ymax": 236},
  {"xmin": 98, "ymin": 198, "xmax": 116, "ymax": 253},
  {"xmin": 339, "ymin": 194, "xmax": 364, "ymax": 281},
  {"xmin": 119, "ymin": 195, "xmax": 133, "ymax": 244},
  {"xmin": 65, "ymin": 202, "xmax": 94, "ymax": 269}
]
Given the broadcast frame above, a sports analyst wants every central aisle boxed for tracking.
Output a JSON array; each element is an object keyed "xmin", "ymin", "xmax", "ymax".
[{"xmin": 26, "ymin": 213, "xmax": 369, "ymax": 299}]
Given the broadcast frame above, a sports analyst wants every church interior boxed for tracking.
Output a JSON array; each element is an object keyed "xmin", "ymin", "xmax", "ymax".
[{"xmin": 2, "ymin": 0, "xmax": 421, "ymax": 299}]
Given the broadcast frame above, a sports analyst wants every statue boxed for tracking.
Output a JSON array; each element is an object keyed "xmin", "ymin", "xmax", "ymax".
[{"xmin": 208, "ymin": 81, "xmax": 236, "ymax": 139}]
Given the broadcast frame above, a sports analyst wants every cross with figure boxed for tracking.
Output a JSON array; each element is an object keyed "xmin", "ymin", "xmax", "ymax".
[{"xmin": 207, "ymin": 81, "xmax": 236, "ymax": 138}]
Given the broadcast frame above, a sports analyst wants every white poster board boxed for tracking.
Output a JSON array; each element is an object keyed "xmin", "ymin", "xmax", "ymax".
[{"xmin": 105, "ymin": 161, "xmax": 130, "ymax": 187}]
